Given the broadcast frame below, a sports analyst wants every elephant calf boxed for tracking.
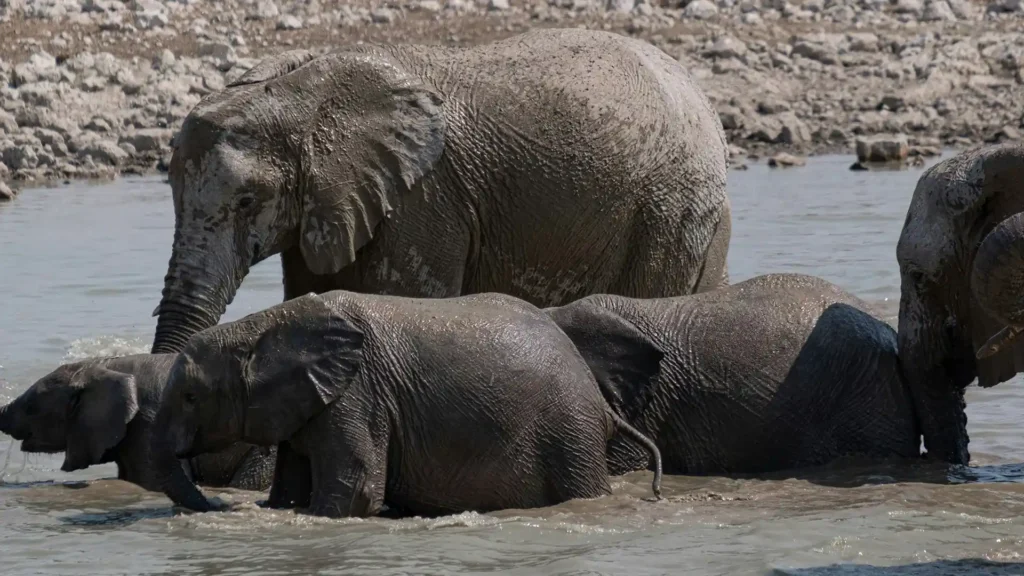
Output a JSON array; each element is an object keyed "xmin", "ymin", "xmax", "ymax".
[
  {"xmin": 152, "ymin": 291, "xmax": 661, "ymax": 518},
  {"xmin": 0, "ymin": 355, "xmax": 274, "ymax": 494},
  {"xmin": 547, "ymin": 273, "xmax": 921, "ymax": 476}
]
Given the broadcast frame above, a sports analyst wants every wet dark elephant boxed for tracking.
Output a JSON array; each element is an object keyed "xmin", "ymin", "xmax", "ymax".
[
  {"xmin": 546, "ymin": 274, "xmax": 920, "ymax": 475},
  {"xmin": 152, "ymin": 291, "xmax": 662, "ymax": 516},
  {"xmin": 0, "ymin": 354, "xmax": 273, "ymax": 498},
  {"xmin": 897, "ymin": 143, "xmax": 1024, "ymax": 465}
]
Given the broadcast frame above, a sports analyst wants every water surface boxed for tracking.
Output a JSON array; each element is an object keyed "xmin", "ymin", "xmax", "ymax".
[{"xmin": 2, "ymin": 156, "xmax": 1024, "ymax": 575}]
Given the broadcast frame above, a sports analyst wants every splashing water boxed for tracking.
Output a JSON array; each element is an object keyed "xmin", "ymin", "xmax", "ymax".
[{"xmin": 62, "ymin": 336, "xmax": 150, "ymax": 363}]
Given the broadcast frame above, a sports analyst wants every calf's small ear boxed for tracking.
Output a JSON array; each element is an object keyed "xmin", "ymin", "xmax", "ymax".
[
  {"xmin": 62, "ymin": 367, "xmax": 139, "ymax": 472},
  {"xmin": 243, "ymin": 296, "xmax": 365, "ymax": 445}
]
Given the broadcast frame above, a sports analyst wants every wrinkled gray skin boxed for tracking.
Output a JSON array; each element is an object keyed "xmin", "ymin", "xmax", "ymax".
[
  {"xmin": 151, "ymin": 27, "xmax": 730, "ymax": 357},
  {"xmin": 153, "ymin": 291, "xmax": 662, "ymax": 517},
  {"xmin": 897, "ymin": 143, "xmax": 1024, "ymax": 466},
  {"xmin": 0, "ymin": 354, "xmax": 274, "ymax": 499},
  {"xmin": 547, "ymin": 274, "xmax": 920, "ymax": 475}
]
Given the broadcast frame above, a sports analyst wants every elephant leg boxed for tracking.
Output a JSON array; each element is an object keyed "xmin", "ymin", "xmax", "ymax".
[
  {"xmin": 694, "ymin": 197, "xmax": 731, "ymax": 293},
  {"xmin": 228, "ymin": 445, "xmax": 277, "ymax": 492},
  {"xmin": 307, "ymin": 399, "xmax": 388, "ymax": 518},
  {"xmin": 610, "ymin": 203, "xmax": 723, "ymax": 298},
  {"xmin": 263, "ymin": 442, "xmax": 312, "ymax": 509},
  {"xmin": 281, "ymin": 246, "xmax": 341, "ymax": 301},
  {"xmin": 308, "ymin": 436, "xmax": 386, "ymax": 519}
]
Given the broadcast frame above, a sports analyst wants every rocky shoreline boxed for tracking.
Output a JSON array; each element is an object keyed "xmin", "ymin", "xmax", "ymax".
[{"xmin": 0, "ymin": 0, "xmax": 1022, "ymax": 196}]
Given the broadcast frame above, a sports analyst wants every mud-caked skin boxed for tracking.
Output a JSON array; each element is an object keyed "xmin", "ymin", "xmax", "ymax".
[
  {"xmin": 547, "ymin": 274, "xmax": 921, "ymax": 476},
  {"xmin": 897, "ymin": 143, "xmax": 1024, "ymax": 466},
  {"xmin": 0, "ymin": 354, "xmax": 274, "ymax": 494},
  {"xmin": 152, "ymin": 291, "xmax": 661, "ymax": 518},
  {"xmin": 151, "ymin": 27, "xmax": 731, "ymax": 356}
]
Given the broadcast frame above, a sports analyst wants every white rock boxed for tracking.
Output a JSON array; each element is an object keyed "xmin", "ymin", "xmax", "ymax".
[
  {"xmin": 252, "ymin": 0, "xmax": 279, "ymax": 19},
  {"xmin": 706, "ymin": 35, "xmax": 748, "ymax": 60},
  {"xmin": 607, "ymin": 0, "xmax": 634, "ymax": 11},
  {"xmin": 276, "ymin": 14, "xmax": 303, "ymax": 29},
  {"xmin": 893, "ymin": 0, "xmax": 923, "ymax": 13},
  {"xmin": 78, "ymin": 140, "xmax": 128, "ymax": 166},
  {"xmin": 923, "ymin": 0, "xmax": 956, "ymax": 20},
  {"xmin": 683, "ymin": 0, "xmax": 718, "ymax": 19},
  {"xmin": 12, "ymin": 51, "xmax": 58, "ymax": 87},
  {"xmin": 488, "ymin": 0, "xmax": 509, "ymax": 9},
  {"xmin": 370, "ymin": 7, "xmax": 395, "ymax": 22}
]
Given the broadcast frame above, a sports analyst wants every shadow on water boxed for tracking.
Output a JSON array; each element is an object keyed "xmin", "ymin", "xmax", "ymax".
[{"xmin": 773, "ymin": 559, "xmax": 1024, "ymax": 575}]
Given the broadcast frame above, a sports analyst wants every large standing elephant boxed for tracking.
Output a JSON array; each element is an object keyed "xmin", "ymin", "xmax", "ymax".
[
  {"xmin": 150, "ymin": 27, "xmax": 730, "ymax": 355},
  {"xmin": 0, "ymin": 355, "xmax": 273, "ymax": 497},
  {"xmin": 897, "ymin": 143, "xmax": 1024, "ymax": 465},
  {"xmin": 545, "ymin": 274, "xmax": 920, "ymax": 475},
  {"xmin": 151, "ymin": 291, "xmax": 661, "ymax": 516}
]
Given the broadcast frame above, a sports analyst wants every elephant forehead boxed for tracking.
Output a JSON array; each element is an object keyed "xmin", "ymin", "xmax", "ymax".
[{"xmin": 897, "ymin": 207, "xmax": 951, "ymax": 273}]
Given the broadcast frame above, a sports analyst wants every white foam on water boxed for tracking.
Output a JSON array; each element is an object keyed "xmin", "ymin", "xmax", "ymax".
[{"xmin": 62, "ymin": 335, "xmax": 150, "ymax": 363}]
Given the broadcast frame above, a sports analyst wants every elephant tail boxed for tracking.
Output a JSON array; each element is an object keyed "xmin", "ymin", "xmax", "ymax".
[{"xmin": 607, "ymin": 409, "xmax": 662, "ymax": 500}]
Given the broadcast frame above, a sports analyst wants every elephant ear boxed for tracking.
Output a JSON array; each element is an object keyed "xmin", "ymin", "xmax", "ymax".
[
  {"xmin": 547, "ymin": 301, "xmax": 665, "ymax": 420},
  {"xmin": 243, "ymin": 296, "xmax": 365, "ymax": 444},
  {"xmin": 62, "ymin": 366, "xmax": 139, "ymax": 472},
  {"xmin": 227, "ymin": 49, "xmax": 318, "ymax": 87},
  {"xmin": 297, "ymin": 52, "xmax": 447, "ymax": 275}
]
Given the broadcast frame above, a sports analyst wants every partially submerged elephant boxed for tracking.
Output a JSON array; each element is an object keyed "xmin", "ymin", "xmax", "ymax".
[
  {"xmin": 0, "ymin": 355, "xmax": 273, "ymax": 494},
  {"xmin": 897, "ymin": 142, "xmax": 1024, "ymax": 465},
  {"xmin": 151, "ymin": 27, "xmax": 730, "ymax": 355},
  {"xmin": 152, "ymin": 291, "xmax": 662, "ymax": 517},
  {"xmin": 546, "ymin": 274, "xmax": 920, "ymax": 475}
]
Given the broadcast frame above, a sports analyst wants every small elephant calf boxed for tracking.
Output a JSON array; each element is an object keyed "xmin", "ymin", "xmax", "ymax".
[
  {"xmin": 153, "ymin": 291, "xmax": 661, "ymax": 518},
  {"xmin": 547, "ymin": 273, "xmax": 921, "ymax": 476},
  {"xmin": 0, "ymin": 354, "xmax": 274, "ymax": 494}
]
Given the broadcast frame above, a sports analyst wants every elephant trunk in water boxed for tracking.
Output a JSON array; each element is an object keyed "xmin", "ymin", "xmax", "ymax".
[
  {"xmin": 972, "ymin": 213, "xmax": 1024, "ymax": 359},
  {"xmin": 151, "ymin": 404, "xmax": 213, "ymax": 512},
  {"xmin": 896, "ymin": 313, "xmax": 970, "ymax": 465},
  {"xmin": 0, "ymin": 403, "xmax": 11, "ymax": 435},
  {"xmin": 152, "ymin": 236, "xmax": 246, "ymax": 354}
]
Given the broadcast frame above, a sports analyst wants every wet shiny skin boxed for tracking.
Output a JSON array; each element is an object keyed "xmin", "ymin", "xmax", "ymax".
[{"xmin": 3, "ymin": 158, "xmax": 1024, "ymax": 574}]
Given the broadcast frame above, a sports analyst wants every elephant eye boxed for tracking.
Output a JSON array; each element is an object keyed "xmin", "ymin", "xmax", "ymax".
[
  {"xmin": 183, "ymin": 392, "xmax": 197, "ymax": 406},
  {"xmin": 236, "ymin": 196, "xmax": 255, "ymax": 210},
  {"xmin": 904, "ymin": 267, "xmax": 927, "ymax": 285}
]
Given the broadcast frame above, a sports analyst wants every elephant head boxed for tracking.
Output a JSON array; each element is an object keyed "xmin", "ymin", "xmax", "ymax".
[
  {"xmin": 152, "ymin": 293, "xmax": 365, "ymax": 510},
  {"xmin": 151, "ymin": 48, "xmax": 446, "ymax": 354},
  {"xmin": 0, "ymin": 361, "xmax": 138, "ymax": 473},
  {"xmin": 896, "ymin": 143, "xmax": 1024, "ymax": 465}
]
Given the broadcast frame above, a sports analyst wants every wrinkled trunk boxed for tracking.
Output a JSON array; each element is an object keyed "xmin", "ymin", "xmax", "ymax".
[
  {"xmin": 971, "ymin": 213, "xmax": 1024, "ymax": 358},
  {"xmin": 897, "ymin": 297, "xmax": 970, "ymax": 466},
  {"xmin": 0, "ymin": 404, "xmax": 11, "ymax": 435},
  {"xmin": 150, "ymin": 412, "xmax": 212, "ymax": 512},
  {"xmin": 152, "ymin": 237, "xmax": 246, "ymax": 354}
]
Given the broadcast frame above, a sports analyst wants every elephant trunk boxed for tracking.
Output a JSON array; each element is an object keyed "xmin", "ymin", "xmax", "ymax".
[
  {"xmin": 0, "ymin": 403, "xmax": 12, "ymax": 436},
  {"xmin": 971, "ymin": 213, "xmax": 1024, "ymax": 359},
  {"xmin": 897, "ymin": 296, "xmax": 970, "ymax": 465},
  {"xmin": 150, "ymin": 411, "xmax": 213, "ymax": 512},
  {"xmin": 152, "ymin": 238, "xmax": 246, "ymax": 354}
]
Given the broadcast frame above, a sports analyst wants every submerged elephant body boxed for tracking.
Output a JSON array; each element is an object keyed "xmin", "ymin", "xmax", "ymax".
[
  {"xmin": 153, "ymin": 291, "xmax": 661, "ymax": 517},
  {"xmin": 152, "ymin": 27, "xmax": 730, "ymax": 355},
  {"xmin": 0, "ymin": 354, "xmax": 273, "ymax": 493},
  {"xmin": 547, "ymin": 273, "xmax": 920, "ymax": 475}
]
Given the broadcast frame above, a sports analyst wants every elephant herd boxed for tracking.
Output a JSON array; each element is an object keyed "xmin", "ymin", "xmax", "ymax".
[{"xmin": 2, "ymin": 27, "xmax": 1024, "ymax": 519}]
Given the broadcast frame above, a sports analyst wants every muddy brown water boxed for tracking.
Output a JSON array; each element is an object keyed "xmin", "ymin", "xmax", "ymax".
[{"xmin": 3, "ymin": 155, "xmax": 1024, "ymax": 575}]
